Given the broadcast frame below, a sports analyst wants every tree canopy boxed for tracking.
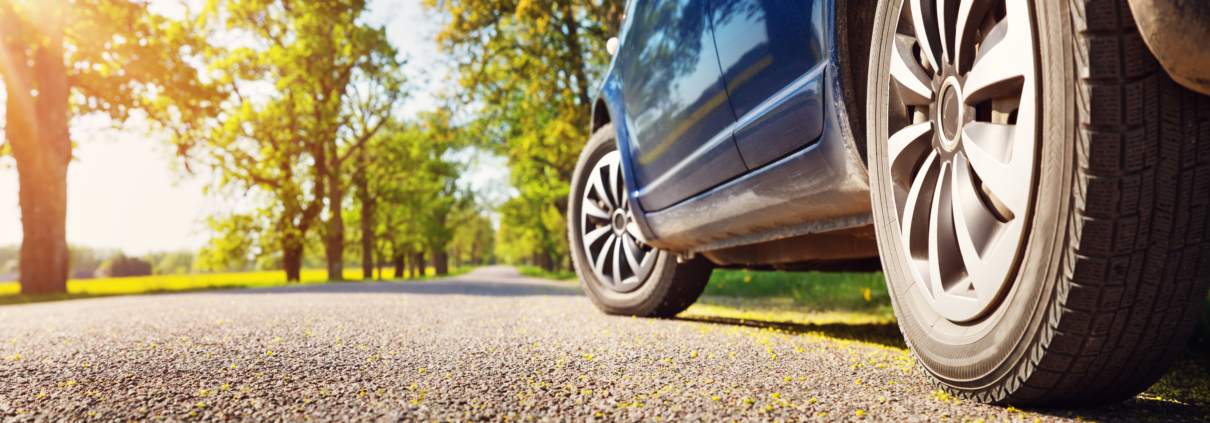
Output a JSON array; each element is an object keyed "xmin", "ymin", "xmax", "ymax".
[
  {"xmin": 160, "ymin": 0, "xmax": 407, "ymax": 280},
  {"xmin": 425, "ymin": 0, "xmax": 622, "ymax": 269}
]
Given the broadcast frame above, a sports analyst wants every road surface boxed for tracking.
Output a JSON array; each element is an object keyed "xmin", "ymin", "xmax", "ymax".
[{"xmin": 0, "ymin": 266, "xmax": 1205, "ymax": 421}]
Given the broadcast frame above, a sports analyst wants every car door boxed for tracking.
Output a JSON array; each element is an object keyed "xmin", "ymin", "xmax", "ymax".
[
  {"xmin": 618, "ymin": 0, "xmax": 748, "ymax": 212},
  {"xmin": 709, "ymin": 0, "xmax": 826, "ymax": 169}
]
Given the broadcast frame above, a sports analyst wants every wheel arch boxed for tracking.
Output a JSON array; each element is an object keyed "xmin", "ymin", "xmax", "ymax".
[
  {"xmin": 836, "ymin": 0, "xmax": 880, "ymax": 166},
  {"xmin": 1127, "ymin": 0, "xmax": 1210, "ymax": 95},
  {"xmin": 591, "ymin": 97, "xmax": 612, "ymax": 134}
]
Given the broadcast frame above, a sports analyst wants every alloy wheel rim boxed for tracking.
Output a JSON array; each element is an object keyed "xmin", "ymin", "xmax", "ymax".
[
  {"xmin": 580, "ymin": 151, "xmax": 657, "ymax": 292},
  {"xmin": 885, "ymin": 0, "xmax": 1039, "ymax": 322}
]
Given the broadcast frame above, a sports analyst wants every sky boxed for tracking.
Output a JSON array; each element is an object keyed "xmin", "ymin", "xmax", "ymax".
[{"xmin": 0, "ymin": 0, "xmax": 509, "ymax": 255}]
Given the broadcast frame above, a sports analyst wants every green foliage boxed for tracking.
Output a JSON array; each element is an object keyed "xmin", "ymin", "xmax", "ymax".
[
  {"xmin": 352, "ymin": 115, "xmax": 466, "ymax": 268},
  {"xmin": 67, "ymin": 245, "xmax": 120, "ymax": 277},
  {"xmin": 517, "ymin": 265, "xmax": 576, "ymax": 281},
  {"xmin": 142, "ymin": 251, "xmax": 196, "ymax": 275},
  {"xmin": 703, "ymin": 270, "xmax": 892, "ymax": 314},
  {"xmin": 495, "ymin": 188, "xmax": 567, "ymax": 267},
  {"xmin": 425, "ymin": 0, "xmax": 623, "ymax": 270},
  {"xmin": 0, "ymin": 245, "xmax": 18, "ymax": 275},
  {"xmin": 0, "ymin": 0, "xmax": 218, "ymax": 132},
  {"xmin": 156, "ymin": 0, "xmax": 406, "ymax": 279},
  {"xmin": 449, "ymin": 210, "xmax": 495, "ymax": 265},
  {"xmin": 196, "ymin": 214, "xmax": 261, "ymax": 272}
]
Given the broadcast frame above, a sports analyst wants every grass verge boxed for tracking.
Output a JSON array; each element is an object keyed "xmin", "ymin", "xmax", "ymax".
[
  {"xmin": 518, "ymin": 265, "xmax": 577, "ymax": 281},
  {"xmin": 703, "ymin": 269, "xmax": 892, "ymax": 315},
  {"xmin": 0, "ymin": 266, "xmax": 474, "ymax": 307}
]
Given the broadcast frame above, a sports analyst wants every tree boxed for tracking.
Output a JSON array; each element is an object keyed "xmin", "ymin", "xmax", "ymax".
[
  {"xmin": 162, "ymin": 0, "xmax": 404, "ymax": 281},
  {"xmin": 0, "ymin": 0, "xmax": 211, "ymax": 294},
  {"xmin": 347, "ymin": 113, "xmax": 465, "ymax": 279},
  {"xmin": 425, "ymin": 0, "xmax": 621, "ymax": 267},
  {"xmin": 322, "ymin": 50, "xmax": 405, "ymax": 281},
  {"xmin": 449, "ymin": 209, "xmax": 494, "ymax": 266}
]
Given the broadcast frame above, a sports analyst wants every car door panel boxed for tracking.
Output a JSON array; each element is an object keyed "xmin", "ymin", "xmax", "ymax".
[
  {"xmin": 632, "ymin": 122, "xmax": 747, "ymax": 211},
  {"xmin": 618, "ymin": 0, "xmax": 747, "ymax": 212},
  {"xmin": 731, "ymin": 63, "xmax": 824, "ymax": 168},
  {"xmin": 708, "ymin": 0, "xmax": 825, "ymax": 169}
]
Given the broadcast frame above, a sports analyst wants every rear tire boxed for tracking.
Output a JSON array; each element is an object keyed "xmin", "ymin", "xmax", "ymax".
[
  {"xmin": 868, "ymin": 0, "xmax": 1210, "ymax": 405},
  {"xmin": 569, "ymin": 124, "xmax": 714, "ymax": 317}
]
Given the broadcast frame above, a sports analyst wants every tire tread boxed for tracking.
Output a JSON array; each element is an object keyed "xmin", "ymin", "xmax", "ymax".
[{"xmin": 987, "ymin": 0, "xmax": 1210, "ymax": 405}]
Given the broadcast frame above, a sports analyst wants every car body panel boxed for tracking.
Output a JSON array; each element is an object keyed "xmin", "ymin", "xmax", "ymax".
[
  {"xmin": 731, "ymin": 65, "xmax": 825, "ymax": 169},
  {"xmin": 632, "ymin": 121, "xmax": 747, "ymax": 211},
  {"xmin": 592, "ymin": 0, "xmax": 872, "ymax": 257},
  {"xmin": 616, "ymin": 0, "xmax": 748, "ymax": 212},
  {"xmin": 710, "ymin": 0, "xmax": 828, "ymax": 169},
  {"xmin": 641, "ymin": 61, "xmax": 871, "ymax": 253}
]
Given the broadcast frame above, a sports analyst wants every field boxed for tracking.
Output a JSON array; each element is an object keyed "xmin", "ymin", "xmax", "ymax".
[{"xmin": 0, "ymin": 267, "xmax": 468, "ymax": 306}]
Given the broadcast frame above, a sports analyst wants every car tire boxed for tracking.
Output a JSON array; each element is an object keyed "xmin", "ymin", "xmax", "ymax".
[
  {"xmin": 868, "ymin": 0, "xmax": 1210, "ymax": 405},
  {"xmin": 568, "ymin": 123, "xmax": 715, "ymax": 317}
]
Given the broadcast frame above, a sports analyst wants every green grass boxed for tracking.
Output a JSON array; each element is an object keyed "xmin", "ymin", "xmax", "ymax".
[
  {"xmin": 518, "ymin": 265, "xmax": 577, "ymax": 281},
  {"xmin": 704, "ymin": 269, "xmax": 892, "ymax": 313},
  {"xmin": 0, "ymin": 266, "xmax": 474, "ymax": 307},
  {"xmin": 686, "ymin": 269, "xmax": 896, "ymax": 329},
  {"xmin": 701, "ymin": 268, "xmax": 1210, "ymax": 353}
]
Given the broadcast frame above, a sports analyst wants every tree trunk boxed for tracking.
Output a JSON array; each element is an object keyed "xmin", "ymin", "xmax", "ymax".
[
  {"xmin": 393, "ymin": 250, "xmax": 405, "ymax": 278},
  {"xmin": 540, "ymin": 250, "xmax": 553, "ymax": 272},
  {"xmin": 375, "ymin": 247, "xmax": 383, "ymax": 280},
  {"xmin": 282, "ymin": 237, "xmax": 304, "ymax": 282},
  {"xmin": 356, "ymin": 164, "xmax": 373, "ymax": 280},
  {"xmin": 3, "ymin": 1, "xmax": 71, "ymax": 295},
  {"xmin": 407, "ymin": 248, "xmax": 416, "ymax": 278},
  {"xmin": 412, "ymin": 252, "xmax": 426, "ymax": 277},
  {"xmin": 324, "ymin": 162, "xmax": 344, "ymax": 281},
  {"xmin": 434, "ymin": 250, "xmax": 448, "ymax": 275}
]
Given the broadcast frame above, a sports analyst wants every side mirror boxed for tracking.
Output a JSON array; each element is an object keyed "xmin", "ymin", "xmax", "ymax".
[{"xmin": 606, "ymin": 37, "xmax": 619, "ymax": 56}]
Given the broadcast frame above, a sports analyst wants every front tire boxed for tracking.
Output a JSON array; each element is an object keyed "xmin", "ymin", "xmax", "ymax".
[
  {"xmin": 569, "ymin": 124, "xmax": 714, "ymax": 317},
  {"xmin": 868, "ymin": 0, "xmax": 1210, "ymax": 405}
]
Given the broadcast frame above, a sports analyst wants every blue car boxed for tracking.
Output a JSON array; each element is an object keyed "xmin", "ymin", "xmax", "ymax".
[{"xmin": 568, "ymin": 0, "xmax": 1210, "ymax": 406}]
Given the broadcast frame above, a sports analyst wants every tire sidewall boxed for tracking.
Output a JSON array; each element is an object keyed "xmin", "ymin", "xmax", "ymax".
[
  {"xmin": 568, "ymin": 124, "xmax": 678, "ymax": 316},
  {"xmin": 867, "ymin": 0, "xmax": 1075, "ymax": 393}
]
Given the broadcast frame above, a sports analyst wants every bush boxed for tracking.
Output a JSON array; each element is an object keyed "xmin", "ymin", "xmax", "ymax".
[{"xmin": 109, "ymin": 255, "xmax": 153, "ymax": 278}]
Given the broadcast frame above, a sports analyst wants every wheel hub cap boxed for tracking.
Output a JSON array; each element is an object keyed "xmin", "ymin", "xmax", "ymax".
[
  {"xmin": 611, "ymin": 209, "xmax": 628, "ymax": 235},
  {"xmin": 883, "ymin": 0, "xmax": 1039, "ymax": 322},
  {"xmin": 938, "ymin": 78, "xmax": 963, "ymax": 149},
  {"xmin": 579, "ymin": 151, "xmax": 657, "ymax": 292}
]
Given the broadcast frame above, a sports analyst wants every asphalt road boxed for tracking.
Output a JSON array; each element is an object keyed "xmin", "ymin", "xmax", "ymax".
[{"xmin": 0, "ymin": 266, "xmax": 1206, "ymax": 422}]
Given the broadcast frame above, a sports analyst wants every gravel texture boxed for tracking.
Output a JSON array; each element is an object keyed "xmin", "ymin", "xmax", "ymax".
[{"xmin": 0, "ymin": 266, "xmax": 1207, "ymax": 422}]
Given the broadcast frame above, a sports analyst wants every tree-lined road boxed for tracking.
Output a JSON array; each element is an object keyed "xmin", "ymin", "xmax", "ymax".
[{"xmin": 0, "ymin": 267, "xmax": 1204, "ymax": 421}]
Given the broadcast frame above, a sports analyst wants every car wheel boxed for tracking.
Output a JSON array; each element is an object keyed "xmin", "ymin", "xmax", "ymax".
[
  {"xmin": 868, "ymin": 0, "xmax": 1210, "ymax": 405},
  {"xmin": 568, "ymin": 123, "xmax": 714, "ymax": 317}
]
